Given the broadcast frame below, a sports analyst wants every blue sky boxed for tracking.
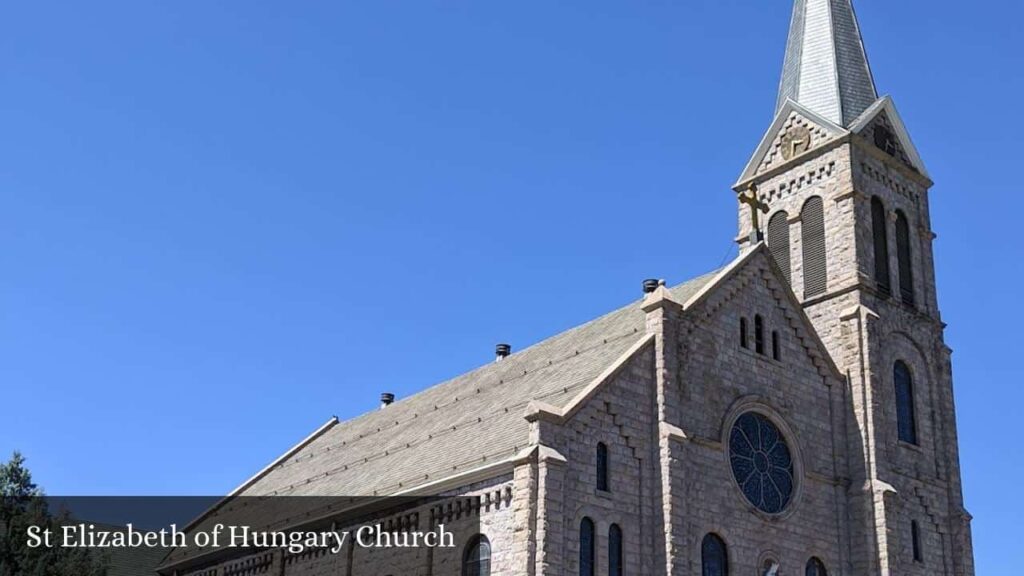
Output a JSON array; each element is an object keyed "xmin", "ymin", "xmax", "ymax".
[{"xmin": 1, "ymin": 0, "xmax": 1020, "ymax": 572}]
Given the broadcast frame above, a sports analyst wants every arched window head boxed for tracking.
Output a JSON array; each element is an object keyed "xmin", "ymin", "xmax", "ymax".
[
  {"xmin": 871, "ymin": 197, "xmax": 891, "ymax": 296},
  {"xmin": 596, "ymin": 443, "xmax": 609, "ymax": 492},
  {"xmin": 579, "ymin": 518, "xmax": 595, "ymax": 576},
  {"xmin": 608, "ymin": 524, "xmax": 623, "ymax": 576},
  {"xmin": 805, "ymin": 557, "xmax": 828, "ymax": 576},
  {"xmin": 802, "ymin": 196, "xmax": 827, "ymax": 297},
  {"xmin": 911, "ymin": 520, "xmax": 924, "ymax": 563},
  {"xmin": 895, "ymin": 210, "xmax": 915, "ymax": 306},
  {"xmin": 462, "ymin": 534, "xmax": 491, "ymax": 576},
  {"xmin": 754, "ymin": 315, "xmax": 765, "ymax": 356},
  {"xmin": 767, "ymin": 211, "xmax": 792, "ymax": 284},
  {"xmin": 894, "ymin": 361, "xmax": 918, "ymax": 445},
  {"xmin": 701, "ymin": 533, "xmax": 728, "ymax": 576},
  {"xmin": 740, "ymin": 317, "xmax": 749, "ymax": 349}
]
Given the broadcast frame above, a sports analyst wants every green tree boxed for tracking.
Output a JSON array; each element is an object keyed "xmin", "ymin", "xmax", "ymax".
[{"xmin": 0, "ymin": 452, "xmax": 106, "ymax": 576}]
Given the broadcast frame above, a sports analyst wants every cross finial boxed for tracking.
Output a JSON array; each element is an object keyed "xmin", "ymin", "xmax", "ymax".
[{"xmin": 738, "ymin": 183, "xmax": 770, "ymax": 244}]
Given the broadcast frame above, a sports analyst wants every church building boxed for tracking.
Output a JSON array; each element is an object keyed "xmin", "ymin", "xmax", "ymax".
[{"xmin": 159, "ymin": 1, "xmax": 976, "ymax": 575}]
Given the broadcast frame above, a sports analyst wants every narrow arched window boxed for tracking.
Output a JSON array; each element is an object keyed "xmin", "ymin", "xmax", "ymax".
[
  {"xmin": 701, "ymin": 533, "xmax": 728, "ymax": 576},
  {"xmin": 462, "ymin": 535, "xmax": 491, "ymax": 576},
  {"xmin": 911, "ymin": 520, "xmax": 924, "ymax": 563},
  {"xmin": 740, "ymin": 318, "xmax": 749, "ymax": 349},
  {"xmin": 805, "ymin": 557, "xmax": 828, "ymax": 576},
  {"xmin": 895, "ymin": 210, "xmax": 915, "ymax": 306},
  {"xmin": 596, "ymin": 443, "xmax": 609, "ymax": 492},
  {"xmin": 609, "ymin": 524, "xmax": 623, "ymax": 576},
  {"xmin": 771, "ymin": 331, "xmax": 780, "ymax": 361},
  {"xmin": 871, "ymin": 196, "xmax": 891, "ymax": 296},
  {"xmin": 895, "ymin": 361, "xmax": 918, "ymax": 445},
  {"xmin": 767, "ymin": 211, "xmax": 791, "ymax": 284},
  {"xmin": 580, "ymin": 518, "xmax": 595, "ymax": 576},
  {"xmin": 754, "ymin": 315, "xmax": 765, "ymax": 355},
  {"xmin": 802, "ymin": 196, "xmax": 827, "ymax": 297}
]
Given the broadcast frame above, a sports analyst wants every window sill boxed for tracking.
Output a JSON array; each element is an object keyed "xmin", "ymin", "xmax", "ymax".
[
  {"xmin": 898, "ymin": 440, "xmax": 923, "ymax": 453},
  {"xmin": 739, "ymin": 345, "xmax": 783, "ymax": 366}
]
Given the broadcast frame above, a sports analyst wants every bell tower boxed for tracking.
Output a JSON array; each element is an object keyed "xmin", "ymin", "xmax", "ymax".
[{"xmin": 733, "ymin": 1, "xmax": 975, "ymax": 575}]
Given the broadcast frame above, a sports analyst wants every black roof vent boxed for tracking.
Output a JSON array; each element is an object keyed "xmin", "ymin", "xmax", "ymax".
[
  {"xmin": 495, "ymin": 343, "xmax": 512, "ymax": 361},
  {"xmin": 380, "ymin": 392, "xmax": 395, "ymax": 408},
  {"xmin": 643, "ymin": 279, "xmax": 660, "ymax": 294}
]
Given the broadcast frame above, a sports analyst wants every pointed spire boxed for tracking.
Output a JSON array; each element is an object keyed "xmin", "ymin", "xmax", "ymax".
[{"xmin": 777, "ymin": 0, "xmax": 878, "ymax": 127}]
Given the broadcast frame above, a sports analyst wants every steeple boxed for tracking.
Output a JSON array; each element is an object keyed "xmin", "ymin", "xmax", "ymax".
[{"xmin": 777, "ymin": 0, "xmax": 878, "ymax": 127}]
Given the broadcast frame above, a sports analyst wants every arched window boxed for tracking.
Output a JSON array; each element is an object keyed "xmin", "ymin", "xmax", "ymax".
[
  {"xmin": 802, "ymin": 196, "xmax": 827, "ymax": 297},
  {"xmin": 771, "ymin": 331, "xmax": 780, "ymax": 361},
  {"xmin": 609, "ymin": 524, "xmax": 623, "ymax": 576},
  {"xmin": 740, "ymin": 318, "xmax": 749, "ymax": 349},
  {"xmin": 767, "ymin": 211, "xmax": 791, "ymax": 284},
  {"xmin": 911, "ymin": 520, "xmax": 924, "ymax": 562},
  {"xmin": 805, "ymin": 557, "xmax": 828, "ymax": 576},
  {"xmin": 895, "ymin": 361, "xmax": 918, "ymax": 445},
  {"xmin": 871, "ymin": 196, "xmax": 891, "ymax": 296},
  {"xmin": 579, "ymin": 517, "xmax": 595, "ymax": 576},
  {"xmin": 462, "ymin": 535, "xmax": 491, "ymax": 576},
  {"xmin": 895, "ymin": 210, "xmax": 915, "ymax": 306},
  {"xmin": 701, "ymin": 533, "xmax": 728, "ymax": 576},
  {"xmin": 754, "ymin": 315, "xmax": 765, "ymax": 355},
  {"xmin": 596, "ymin": 443, "xmax": 609, "ymax": 492}
]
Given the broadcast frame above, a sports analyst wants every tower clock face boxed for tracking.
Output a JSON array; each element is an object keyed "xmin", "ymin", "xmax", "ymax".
[{"xmin": 780, "ymin": 125, "xmax": 812, "ymax": 160}]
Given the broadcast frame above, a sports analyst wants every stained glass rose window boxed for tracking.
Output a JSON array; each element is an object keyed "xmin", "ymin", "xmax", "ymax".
[{"xmin": 729, "ymin": 412, "xmax": 795, "ymax": 514}]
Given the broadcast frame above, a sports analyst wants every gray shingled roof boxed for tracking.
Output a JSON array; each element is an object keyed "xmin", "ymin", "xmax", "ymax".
[
  {"xmin": 239, "ymin": 272, "xmax": 718, "ymax": 497},
  {"xmin": 777, "ymin": 0, "xmax": 878, "ymax": 127}
]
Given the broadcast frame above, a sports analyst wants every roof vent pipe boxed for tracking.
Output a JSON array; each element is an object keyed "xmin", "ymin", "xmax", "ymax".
[
  {"xmin": 495, "ymin": 343, "xmax": 511, "ymax": 362},
  {"xmin": 643, "ymin": 279, "xmax": 660, "ymax": 294},
  {"xmin": 380, "ymin": 392, "xmax": 395, "ymax": 408}
]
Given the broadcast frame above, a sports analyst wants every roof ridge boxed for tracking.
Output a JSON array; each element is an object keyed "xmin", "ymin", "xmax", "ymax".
[
  {"xmin": 237, "ymin": 270, "xmax": 720, "ymax": 498},
  {"xmin": 258, "ymin": 328, "xmax": 647, "ymax": 484}
]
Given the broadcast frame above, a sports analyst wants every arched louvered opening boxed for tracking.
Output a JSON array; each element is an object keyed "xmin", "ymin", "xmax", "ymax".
[
  {"xmin": 596, "ymin": 443, "xmax": 609, "ymax": 492},
  {"xmin": 579, "ymin": 517, "xmax": 595, "ymax": 576},
  {"xmin": 767, "ymin": 211, "xmax": 792, "ymax": 284},
  {"xmin": 805, "ymin": 557, "xmax": 828, "ymax": 576},
  {"xmin": 871, "ymin": 196, "xmax": 892, "ymax": 296},
  {"xmin": 701, "ymin": 533, "xmax": 728, "ymax": 576},
  {"xmin": 462, "ymin": 535, "xmax": 491, "ymax": 576},
  {"xmin": 801, "ymin": 196, "xmax": 827, "ymax": 297},
  {"xmin": 894, "ymin": 361, "xmax": 918, "ymax": 445},
  {"xmin": 895, "ymin": 210, "xmax": 915, "ymax": 306},
  {"xmin": 754, "ymin": 315, "xmax": 765, "ymax": 356},
  {"xmin": 609, "ymin": 524, "xmax": 623, "ymax": 576}
]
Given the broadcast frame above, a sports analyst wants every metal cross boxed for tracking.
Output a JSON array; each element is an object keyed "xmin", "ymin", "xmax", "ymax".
[{"xmin": 738, "ymin": 183, "xmax": 770, "ymax": 242}]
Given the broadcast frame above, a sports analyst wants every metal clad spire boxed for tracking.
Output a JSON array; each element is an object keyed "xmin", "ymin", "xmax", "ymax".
[{"xmin": 776, "ymin": 0, "xmax": 878, "ymax": 126}]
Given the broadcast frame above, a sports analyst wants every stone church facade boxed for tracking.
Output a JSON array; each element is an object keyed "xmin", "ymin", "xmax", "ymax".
[{"xmin": 159, "ymin": 1, "xmax": 975, "ymax": 575}]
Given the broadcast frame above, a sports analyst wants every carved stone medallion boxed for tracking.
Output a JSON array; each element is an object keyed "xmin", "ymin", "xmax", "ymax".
[{"xmin": 780, "ymin": 125, "xmax": 812, "ymax": 160}]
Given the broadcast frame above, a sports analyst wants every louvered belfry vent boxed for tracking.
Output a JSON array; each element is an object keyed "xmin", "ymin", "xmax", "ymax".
[
  {"xmin": 802, "ymin": 196, "xmax": 828, "ymax": 297},
  {"xmin": 767, "ymin": 211, "xmax": 792, "ymax": 285},
  {"xmin": 896, "ymin": 211, "xmax": 915, "ymax": 306},
  {"xmin": 871, "ymin": 196, "xmax": 892, "ymax": 296}
]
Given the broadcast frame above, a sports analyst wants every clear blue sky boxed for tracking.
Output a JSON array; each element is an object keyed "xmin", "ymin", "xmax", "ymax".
[{"xmin": 1, "ymin": 0, "xmax": 1020, "ymax": 572}]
